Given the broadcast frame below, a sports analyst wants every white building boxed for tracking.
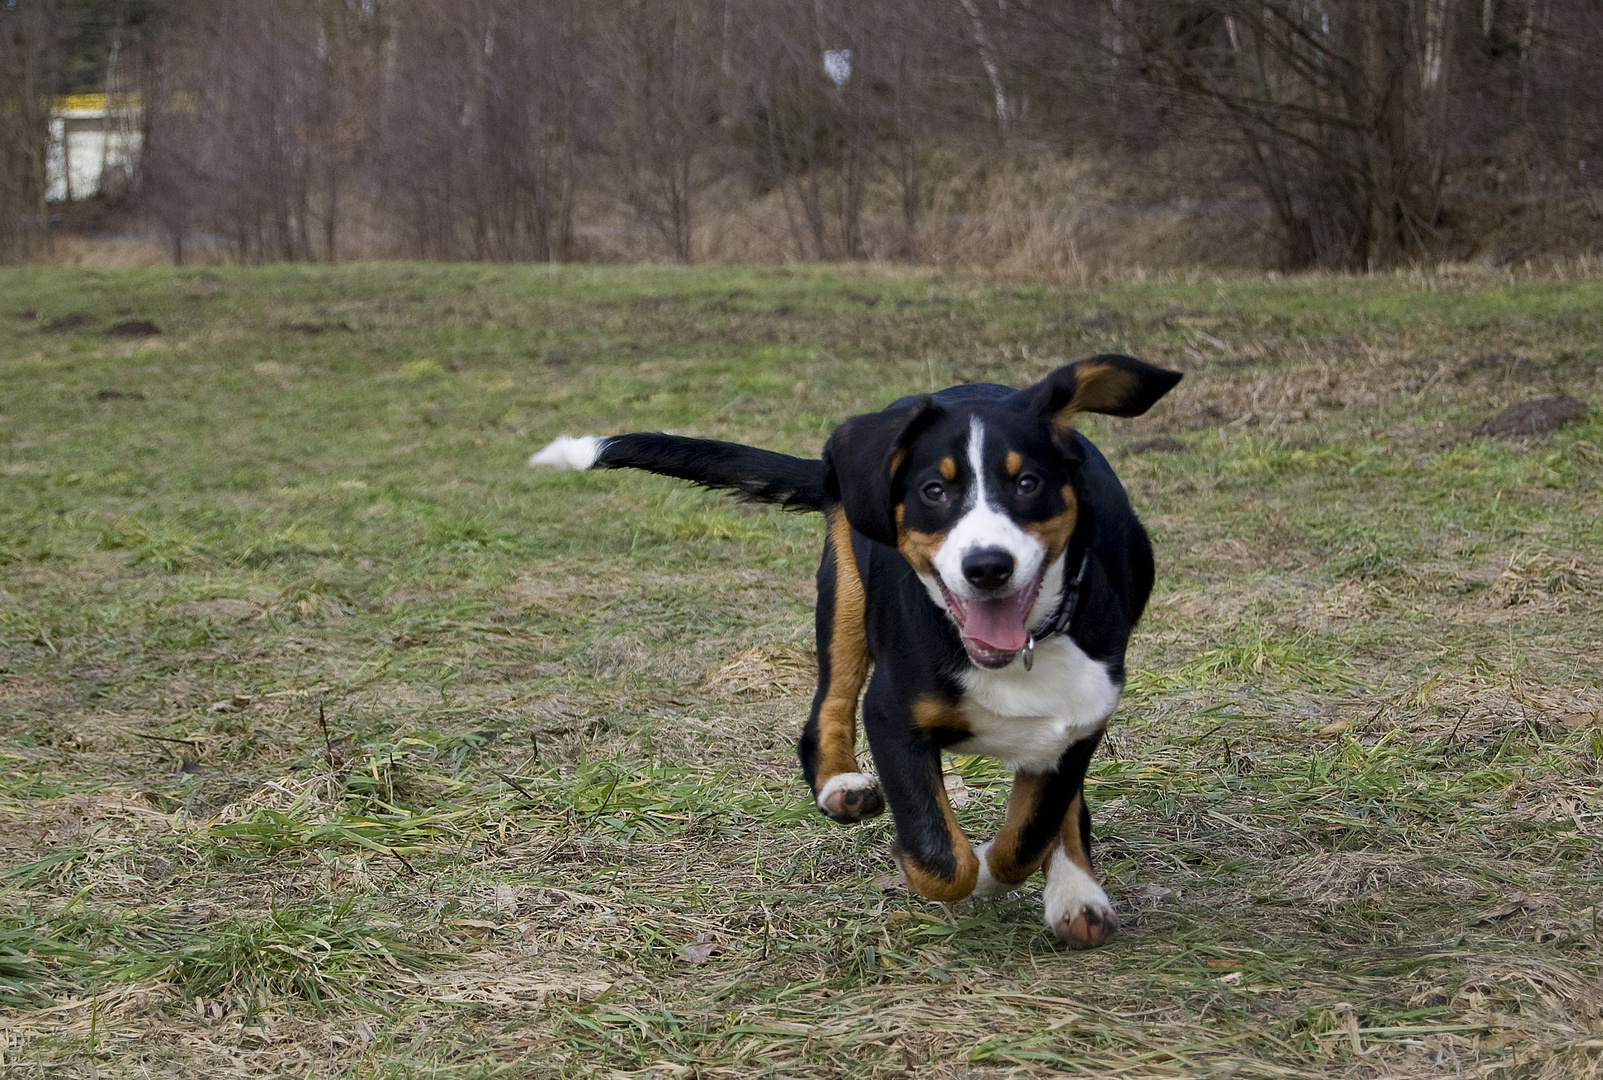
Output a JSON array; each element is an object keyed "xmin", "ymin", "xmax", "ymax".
[{"xmin": 46, "ymin": 94, "xmax": 143, "ymax": 203}]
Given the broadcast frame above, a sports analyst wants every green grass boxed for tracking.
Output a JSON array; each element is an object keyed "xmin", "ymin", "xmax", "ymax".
[{"xmin": 0, "ymin": 262, "xmax": 1600, "ymax": 1077}]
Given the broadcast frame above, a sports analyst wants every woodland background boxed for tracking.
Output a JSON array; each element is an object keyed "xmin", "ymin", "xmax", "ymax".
[{"xmin": 5, "ymin": 0, "xmax": 1603, "ymax": 273}]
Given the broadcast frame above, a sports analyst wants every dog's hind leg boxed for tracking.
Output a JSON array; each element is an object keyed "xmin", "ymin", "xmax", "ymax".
[
  {"xmin": 799, "ymin": 507, "xmax": 883, "ymax": 823},
  {"xmin": 971, "ymin": 774, "xmax": 1061, "ymax": 897}
]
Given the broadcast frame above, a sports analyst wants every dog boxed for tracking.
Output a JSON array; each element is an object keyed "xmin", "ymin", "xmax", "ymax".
[{"xmin": 529, "ymin": 354, "xmax": 1181, "ymax": 947}]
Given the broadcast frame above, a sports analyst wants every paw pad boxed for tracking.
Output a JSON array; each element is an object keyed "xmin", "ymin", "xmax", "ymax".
[
  {"xmin": 816, "ymin": 773, "xmax": 885, "ymax": 823},
  {"xmin": 1053, "ymin": 903, "xmax": 1118, "ymax": 949}
]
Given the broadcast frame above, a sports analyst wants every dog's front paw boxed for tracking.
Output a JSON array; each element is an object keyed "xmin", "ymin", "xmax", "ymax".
[
  {"xmin": 816, "ymin": 772, "xmax": 885, "ymax": 822},
  {"xmin": 1050, "ymin": 900, "xmax": 1118, "ymax": 949},
  {"xmin": 1043, "ymin": 849, "xmax": 1118, "ymax": 949}
]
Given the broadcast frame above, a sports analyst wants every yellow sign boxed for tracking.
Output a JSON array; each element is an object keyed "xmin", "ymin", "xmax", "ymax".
[{"xmin": 52, "ymin": 93, "xmax": 143, "ymax": 114}]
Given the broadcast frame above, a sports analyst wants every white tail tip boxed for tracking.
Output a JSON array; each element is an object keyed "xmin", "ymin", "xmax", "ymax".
[{"xmin": 528, "ymin": 434, "xmax": 605, "ymax": 471}]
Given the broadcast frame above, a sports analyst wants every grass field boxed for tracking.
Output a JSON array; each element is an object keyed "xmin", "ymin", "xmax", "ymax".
[{"xmin": 0, "ymin": 262, "xmax": 1600, "ymax": 1078}]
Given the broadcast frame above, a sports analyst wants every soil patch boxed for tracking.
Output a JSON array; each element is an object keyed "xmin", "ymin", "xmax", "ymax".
[
  {"xmin": 1124, "ymin": 436, "xmax": 1190, "ymax": 456},
  {"xmin": 41, "ymin": 313, "xmax": 94, "ymax": 333},
  {"xmin": 1478, "ymin": 394, "xmax": 1589, "ymax": 436},
  {"xmin": 105, "ymin": 319, "xmax": 162, "ymax": 337}
]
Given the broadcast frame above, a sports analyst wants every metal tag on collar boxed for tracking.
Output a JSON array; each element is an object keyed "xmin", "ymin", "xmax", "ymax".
[{"xmin": 1021, "ymin": 635, "xmax": 1036, "ymax": 672}]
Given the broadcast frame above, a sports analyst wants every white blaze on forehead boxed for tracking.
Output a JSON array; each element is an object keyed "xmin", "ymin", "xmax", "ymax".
[{"xmin": 928, "ymin": 417, "xmax": 1046, "ymax": 600}]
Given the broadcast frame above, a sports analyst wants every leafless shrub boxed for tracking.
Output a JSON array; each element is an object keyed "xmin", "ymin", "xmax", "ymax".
[
  {"xmin": 381, "ymin": 0, "xmax": 583, "ymax": 262},
  {"xmin": 145, "ymin": 0, "xmax": 375, "ymax": 263},
  {"xmin": 1014, "ymin": 0, "xmax": 1603, "ymax": 270},
  {"xmin": 18, "ymin": 0, "xmax": 1603, "ymax": 270},
  {"xmin": 592, "ymin": 0, "xmax": 727, "ymax": 263},
  {"xmin": 726, "ymin": 0, "xmax": 979, "ymax": 263}
]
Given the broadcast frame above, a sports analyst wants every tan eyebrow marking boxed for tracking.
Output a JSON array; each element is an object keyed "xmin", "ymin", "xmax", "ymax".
[
  {"xmin": 1022, "ymin": 484, "xmax": 1078, "ymax": 565},
  {"xmin": 1005, "ymin": 451, "xmax": 1022, "ymax": 476},
  {"xmin": 938, "ymin": 456, "xmax": 957, "ymax": 480}
]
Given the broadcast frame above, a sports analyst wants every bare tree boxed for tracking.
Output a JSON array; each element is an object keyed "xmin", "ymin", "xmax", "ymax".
[
  {"xmin": 147, "ymin": 0, "xmax": 375, "ymax": 262},
  {"xmin": 1018, "ymin": 0, "xmax": 1468, "ymax": 268},
  {"xmin": 0, "ymin": 0, "xmax": 58, "ymax": 262},
  {"xmin": 595, "ymin": 0, "xmax": 727, "ymax": 262},
  {"xmin": 955, "ymin": 0, "xmax": 1009, "ymax": 137},
  {"xmin": 383, "ymin": 0, "xmax": 582, "ymax": 262},
  {"xmin": 855, "ymin": 0, "xmax": 973, "ymax": 261}
]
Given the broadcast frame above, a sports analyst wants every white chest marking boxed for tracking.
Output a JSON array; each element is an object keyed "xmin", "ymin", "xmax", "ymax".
[{"xmin": 950, "ymin": 636, "xmax": 1121, "ymax": 772}]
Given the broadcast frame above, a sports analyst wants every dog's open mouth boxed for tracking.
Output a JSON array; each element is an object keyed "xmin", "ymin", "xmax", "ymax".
[{"xmin": 937, "ymin": 570, "xmax": 1044, "ymax": 669}]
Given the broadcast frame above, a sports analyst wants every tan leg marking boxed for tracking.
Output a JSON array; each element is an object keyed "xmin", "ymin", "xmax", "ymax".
[
  {"xmin": 891, "ymin": 696, "xmax": 978, "ymax": 900},
  {"xmin": 815, "ymin": 507, "xmax": 871, "ymax": 786},
  {"xmin": 982, "ymin": 773, "xmax": 1053, "ymax": 886},
  {"xmin": 911, "ymin": 695, "xmax": 970, "ymax": 735},
  {"xmin": 1058, "ymin": 791, "xmax": 1091, "ymax": 873},
  {"xmin": 896, "ymin": 778, "xmax": 979, "ymax": 902}
]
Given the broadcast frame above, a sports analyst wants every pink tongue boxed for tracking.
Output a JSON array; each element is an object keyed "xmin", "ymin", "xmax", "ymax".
[{"xmin": 963, "ymin": 595, "xmax": 1031, "ymax": 653}]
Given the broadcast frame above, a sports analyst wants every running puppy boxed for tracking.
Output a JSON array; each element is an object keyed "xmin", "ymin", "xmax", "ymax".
[{"xmin": 530, "ymin": 355, "xmax": 1181, "ymax": 947}]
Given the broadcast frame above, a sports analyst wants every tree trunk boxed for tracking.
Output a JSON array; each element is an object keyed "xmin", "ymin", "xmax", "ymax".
[{"xmin": 1358, "ymin": 0, "xmax": 1407, "ymax": 269}]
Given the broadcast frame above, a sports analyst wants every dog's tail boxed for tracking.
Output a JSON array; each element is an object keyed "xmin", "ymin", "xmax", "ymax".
[{"xmin": 529, "ymin": 433, "xmax": 828, "ymax": 512}]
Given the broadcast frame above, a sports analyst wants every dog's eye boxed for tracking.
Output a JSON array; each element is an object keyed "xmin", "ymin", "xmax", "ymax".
[
  {"xmin": 921, "ymin": 481, "xmax": 948, "ymax": 505},
  {"xmin": 1016, "ymin": 474, "xmax": 1041, "ymax": 496}
]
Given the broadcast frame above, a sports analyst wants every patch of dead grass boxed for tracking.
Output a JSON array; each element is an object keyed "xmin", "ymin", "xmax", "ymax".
[
  {"xmin": 504, "ymin": 560, "xmax": 631, "ymax": 615},
  {"xmin": 1282, "ymin": 852, "xmax": 1490, "ymax": 904},
  {"xmin": 1490, "ymin": 551, "xmax": 1603, "ymax": 610},
  {"xmin": 700, "ymin": 645, "xmax": 817, "ymax": 700}
]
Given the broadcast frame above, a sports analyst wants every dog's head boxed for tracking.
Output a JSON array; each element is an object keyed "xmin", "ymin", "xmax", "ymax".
[{"xmin": 823, "ymin": 355, "xmax": 1182, "ymax": 669}]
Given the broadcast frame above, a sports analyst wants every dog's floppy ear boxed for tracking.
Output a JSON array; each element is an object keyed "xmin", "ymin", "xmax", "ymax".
[
  {"xmin": 1020, "ymin": 354, "xmax": 1182, "ymax": 449},
  {"xmin": 823, "ymin": 396, "xmax": 939, "ymax": 547}
]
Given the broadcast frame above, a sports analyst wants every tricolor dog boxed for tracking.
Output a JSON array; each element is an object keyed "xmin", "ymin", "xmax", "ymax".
[{"xmin": 530, "ymin": 355, "xmax": 1181, "ymax": 947}]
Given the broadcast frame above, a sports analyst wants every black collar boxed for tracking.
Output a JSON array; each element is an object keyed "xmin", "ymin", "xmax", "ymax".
[{"xmin": 1032, "ymin": 546, "xmax": 1091, "ymax": 641}]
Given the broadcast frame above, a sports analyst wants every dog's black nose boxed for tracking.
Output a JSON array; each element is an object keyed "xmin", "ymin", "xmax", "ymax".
[{"xmin": 962, "ymin": 547, "xmax": 1015, "ymax": 590}]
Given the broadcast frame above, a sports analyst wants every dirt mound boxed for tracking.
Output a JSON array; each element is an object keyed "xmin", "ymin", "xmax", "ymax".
[
  {"xmin": 1124, "ymin": 436, "xmax": 1190, "ymax": 456},
  {"xmin": 41, "ymin": 313, "xmax": 94, "ymax": 333},
  {"xmin": 1478, "ymin": 394, "xmax": 1589, "ymax": 436},
  {"xmin": 700, "ymin": 645, "xmax": 815, "ymax": 699},
  {"xmin": 105, "ymin": 319, "xmax": 161, "ymax": 337}
]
